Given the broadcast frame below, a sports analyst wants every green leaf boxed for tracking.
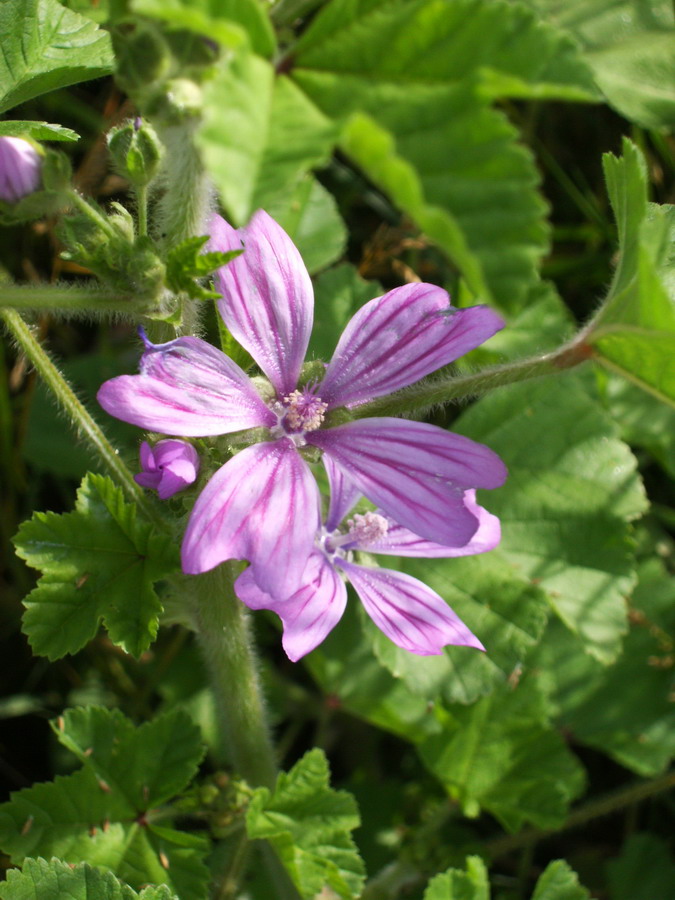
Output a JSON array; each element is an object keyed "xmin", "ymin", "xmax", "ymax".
[
  {"xmin": 424, "ymin": 856, "xmax": 490, "ymax": 900},
  {"xmin": 166, "ymin": 234, "xmax": 242, "ymax": 300},
  {"xmin": 455, "ymin": 374, "xmax": 648, "ymax": 663},
  {"xmin": 0, "ymin": 857, "xmax": 178, "ymax": 900},
  {"xmin": 518, "ymin": 0, "xmax": 675, "ymax": 129},
  {"xmin": 0, "ymin": 708, "xmax": 207, "ymax": 898},
  {"xmin": 607, "ymin": 834, "xmax": 675, "ymax": 900},
  {"xmin": 246, "ymin": 749, "xmax": 365, "ymax": 900},
  {"xmin": 419, "ymin": 676, "xmax": 585, "ymax": 831},
  {"xmin": 131, "ymin": 0, "xmax": 275, "ymax": 56},
  {"xmin": 199, "ymin": 56, "xmax": 338, "ymax": 224},
  {"xmin": 536, "ymin": 553, "xmax": 675, "ymax": 777},
  {"xmin": 0, "ymin": 0, "xmax": 114, "ymax": 115},
  {"xmin": 366, "ymin": 553, "xmax": 550, "ymax": 705},
  {"xmin": 292, "ymin": 0, "xmax": 598, "ymax": 308},
  {"xmin": 13, "ymin": 473, "xmax": 180, "ymax": 659},
  {"xmin": 0, "ymin": 121, "xmax": 79, "ymax": 141},
  {"xmin": 531, "ymin": 861, "xmax": 590, "ymax": 900},
  {"xmin": 265, "ymin": 177, "xmax": 347, "ymax": 275},
  {"xmin": 309, "ymin": 264, "xmax": 382, "ymax": 360},
  {"xmin": 588, "ymin": 139, "xmax": 675, "ymax": 407}
]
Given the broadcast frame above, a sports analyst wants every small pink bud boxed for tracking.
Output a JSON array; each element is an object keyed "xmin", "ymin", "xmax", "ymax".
[
  {"xmin": 135, "ymin": 440, "xmax": 200, "ymax": 499},
  {"xmin": 0, "ymin": 137, "xmax": 41, "ymax": 203}
]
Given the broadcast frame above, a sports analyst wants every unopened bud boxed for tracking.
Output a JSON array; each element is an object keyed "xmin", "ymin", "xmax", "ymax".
[
  {"xmin": 108, "ymin": 119, "xmax": 163, "ymax": 187},
  {"xmin": 0, "ymin": 137, "xmax": 42, "ymax": 203}
]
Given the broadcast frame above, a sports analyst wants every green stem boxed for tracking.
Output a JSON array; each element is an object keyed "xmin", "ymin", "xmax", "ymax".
[
  {"xmin": 0, "ymin": 283, "xmax": 148, "ymax": 317},
  {"xmin": 350, "ymin": 339, "xmax": 593, "ymax": 420},
  {"xmin": 187, "ymin": 563, "xmax": 277, "ymax": 788},
  {"xmin": 485, "ymin": 769, "xmax": 675, "ymax": 859},
  {"xmin": 136, "ymin": 184, "xmax": 149, "ymax": 238},
  {"xmin": 0, "ymin": 309, "xmax": 162, "ymax": 526},
  {"xmin": 69, "ymin": 190, "xmax": 118, "ymax": 241}
]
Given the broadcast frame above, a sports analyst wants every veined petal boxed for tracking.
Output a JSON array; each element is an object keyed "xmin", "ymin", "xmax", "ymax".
[
  {"xmin": 181, "ymin": 439, "xmax": 320, "ymax": 594},
  {"xmin": 309, "ymin": 419, "xmax": 507, "ymax": 547},
  {"xmin": 210, "ymin": 211, "xmax": 313, "ymax": 396},
  {"xmin": 319, "ymin": 285, "xmax": 504, "ymax": 407},
  {"xmin": 97, "ymin": 335, "xmax": 274, "ymax": 436},
  {"xmin": 340, "ymin": 559, "xmax": 484, "ymax": 655},
  {"xmin": 368, "ymin": 490, "xmax": 501, "ymax": 557},
  {"xmin": 235, "ymin": 552, "xmax": 347, "ymax": 662},
  {"xmin": 323, "ymin": 455, "xmax": 361, "ymax": 532}
]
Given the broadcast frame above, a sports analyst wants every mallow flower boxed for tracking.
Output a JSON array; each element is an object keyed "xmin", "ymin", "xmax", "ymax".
[
  {"xmin": 135, "ymin": 439, "xmax": 200, "ymax": 499},
  {"xmin": 0, "ymin": 137, "xmax": 41, "ymax": 204},
  {"xmin": 97, "ymin": 210, "xmax": 507, "ymax": 594},
  {"xmin": 235, "ymin": 457, "xmax": 499, "ymax": 660}
]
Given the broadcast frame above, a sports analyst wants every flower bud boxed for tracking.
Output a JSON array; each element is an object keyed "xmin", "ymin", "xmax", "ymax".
[
  {"xmin": 135, "ymin": 440, "xmax": 200, "ymax": 499},
  {"xmin": 108, "ymin": 118, "xmax": 163, "ymax": 188},
  {"xmin": 0, "ymin": 137, "xmax": 42, "ymax": 203}
]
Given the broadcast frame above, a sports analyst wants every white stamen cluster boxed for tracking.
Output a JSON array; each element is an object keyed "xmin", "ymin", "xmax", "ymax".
[
  {"xmin": 283, "ymin": 389, "xmax": 328, "ymax": 432},
  {"xmin": 347, "ymin": 511, "xmax": 389, "ymax": 546}
]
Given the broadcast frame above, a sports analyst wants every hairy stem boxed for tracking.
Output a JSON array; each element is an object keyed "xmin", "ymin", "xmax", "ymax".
[
  {"xmin": 69, "ymin": 190, "xmax": 118, "ymax": 240},
  {"xmin": 0, "ymin": 309, "xmax": 162, "ymax": 526},
  {"xmin": 188, "ymin": 563, "xmax": 277, "ymax": 788},
  {"xmin": 0, "ymin": 283, "xmax": 148, "ymax": 317},
  {"xmin": 350, "ymin": 339, "xmax": 593, "ymax": 420}
]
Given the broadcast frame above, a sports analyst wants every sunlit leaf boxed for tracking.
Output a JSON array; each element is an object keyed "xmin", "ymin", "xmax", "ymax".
[{"xmin": 0, "ymin": 858, "xmax": 177, "ymax": 900}]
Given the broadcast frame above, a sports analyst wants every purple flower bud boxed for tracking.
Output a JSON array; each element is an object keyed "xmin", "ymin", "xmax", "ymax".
[
  {"xmin": 0, "ymin": 137, "xmax": 42, "ymax": 203},
  {"xmin": 134, "ymin": 440, "xmax": 200, "ymax": 499}
]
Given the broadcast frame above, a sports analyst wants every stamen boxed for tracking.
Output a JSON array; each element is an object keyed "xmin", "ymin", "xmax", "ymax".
[
  {"xmin": 283, "ymin": 387, "xmax": 328, "ymax": 432},
  {"xmin": 347, "ymin": 512, "xmax": 389, "ymax": 546}
]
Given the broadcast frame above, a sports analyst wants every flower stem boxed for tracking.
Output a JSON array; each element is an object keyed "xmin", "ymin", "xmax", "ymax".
[
  {"xmin": 187, "ymin": 563, "xmax": 277, "ymax": 789},
  {"xmin": 350, "ymin": 339, "xmax": 593, "ymax": 420},
  {"xmin": 0, "ymin": 309, "xmax": 162, "ymax": 526},
  {"xmin": 68, "ymin": 189, "xmax": 118, "ymax": 241},
  {"xmin": 0, "ymin": 283, "xmax": 147, "ymax": 317},
  {"xmin": 136, "ymin": 184, "xmax": 149, "ymax": 238}
]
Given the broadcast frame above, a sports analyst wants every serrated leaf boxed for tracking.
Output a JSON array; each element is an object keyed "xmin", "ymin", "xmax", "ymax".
[
  {"xmin": 0, "ymin": 708, "xmax": 207, "ymax": 898},
  {"xmin": 587, "ymin": 139, "xmax": 675, "ymax": 407},
  {"xmin": 368, "ymin": 553, "xmax": 549, "ymax": 705},
  {"xmin": 419, "ymin": 676, "xmax": 585, "ymax": 831},
  {"xmin": 0, "ymin": 121, "xmax": 79, "ymax": 141},
  {"xmin": 166, "ymin": 234, "xmax": 242, "ymax": 300},
  {"xmin": 292, "ymin": 0, "xmax": 598, "ymax": 308},
  {"xmin": 131, "ymin": 0, "xmax": 275, "ymax": 56},
  {"xmin": 246, "ymin": 749, "xmax": 365, "ymax": 900},
  {"xmin": 0, "ymin": 857, "xmax": 178, "ymax": 900},
  {"xmin": 0, "ymin": 0, "xmax": 114, "ymax": 114},
  {"xmin": 424, "ymin": 856, "xmax": 490, "ymax": 900},
  {"xmin": 13, "ymin": 473, "xmax": 180, "ymax": 659},
  {"xmin": 198, "ymin": 55, "xmax": 338, "ymax": 224},
  {"xmin": 531, "ymin": 860, "xmax": 590, "ymax": 900},
  {"xmin": 455, "ymin": 374, "xmax": 648, "ymax": 663},
  {"xmin": 518, "ymin": 0, "xmax": 675, "ymax": 129},
  {"xmin": 536, "ymin": 554, "xmax": 675, "ymax": 777}
]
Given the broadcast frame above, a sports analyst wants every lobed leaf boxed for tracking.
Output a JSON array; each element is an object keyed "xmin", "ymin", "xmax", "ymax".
[
  {"xmin": 0, "ymin": 0, "xmax": 114, "ymax": 114},
  {"xmin": 424, "ymin": 856, "xmax": 490, "ymax": 900},
  {"xmin": 13, "ymin": 473, "xmax": 180, "ymax": 659},
  {"xmin": 246, "ymin": 749, "xmax": 365, "ymax": 900}
]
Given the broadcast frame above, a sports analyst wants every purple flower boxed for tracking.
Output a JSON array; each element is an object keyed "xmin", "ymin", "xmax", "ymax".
[
  {"xmin": 0, "ymin": 137, "xmax": 41, "ymax": 203},
  {"xmin": 235, "ymin": 457, "xmax": 499, "ymax": 660},
  {"xmin": 135, "ymin": 439, "xmax": 200, "ymax": 499},
  {"xmin": 97, "ymin": 210, "xmax": 506, "ymax": 594}
]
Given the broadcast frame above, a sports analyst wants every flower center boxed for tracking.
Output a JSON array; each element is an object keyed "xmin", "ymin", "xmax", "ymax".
[
  {"xmin": 346, "ymin": 512, "xmax": 389, "ymax": 546},
  {"xmin": 282, "ymin": 387, "xmax": 328, "ymax": 433}
]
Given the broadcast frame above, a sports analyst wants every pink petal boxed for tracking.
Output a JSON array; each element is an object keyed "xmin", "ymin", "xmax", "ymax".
[
  {"xmin": 368, "ymin": 490, "xmax": 501, "ymax": 557},
  {"xmin": 235, "ymin": 551, "xmax": 347, "ymax": 661},
  {"xmin": 308, "ymin": 419, "xmax": 507, "ymax": 547},
  {"xmin": 340, "ymin": 560, "xmax": 484, "ymax": 655},
  {"xmin": 323, "ymin": 455, "xmax": 361, "ymax": 531},
  {"xmin": 139, "ymin": 440, "xmax": 155, "ymax": 471},
  {"xmin": 210, "ymin": 211, "xmax": 313, "ymax": 396},
  {"xmin": 181, "ymin": 439, "xmax": 321, "ymax": 594},
  {"xmin": 97, "ymin": 335, "xmax": 274, "ymax": 436},
  {"xmin": 319, "ymin": 285, "xmax": 504, "ymax": 408}
]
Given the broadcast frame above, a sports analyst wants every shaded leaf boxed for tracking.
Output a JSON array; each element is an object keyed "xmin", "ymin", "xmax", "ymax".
[
  {"xmin": 13, "ymin": 473, "xmax": 180, "ymax": 659},
  {"xmin": 607, "ymin": 833, "xmax": 675, "ymax": 900},
  {"xmin": 166, "ymin": 235, "xmax": 242, "ymax": 301},
  {"xmin": 0, "ymin": 0, "xmax": 113, "ymax": 114}
]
